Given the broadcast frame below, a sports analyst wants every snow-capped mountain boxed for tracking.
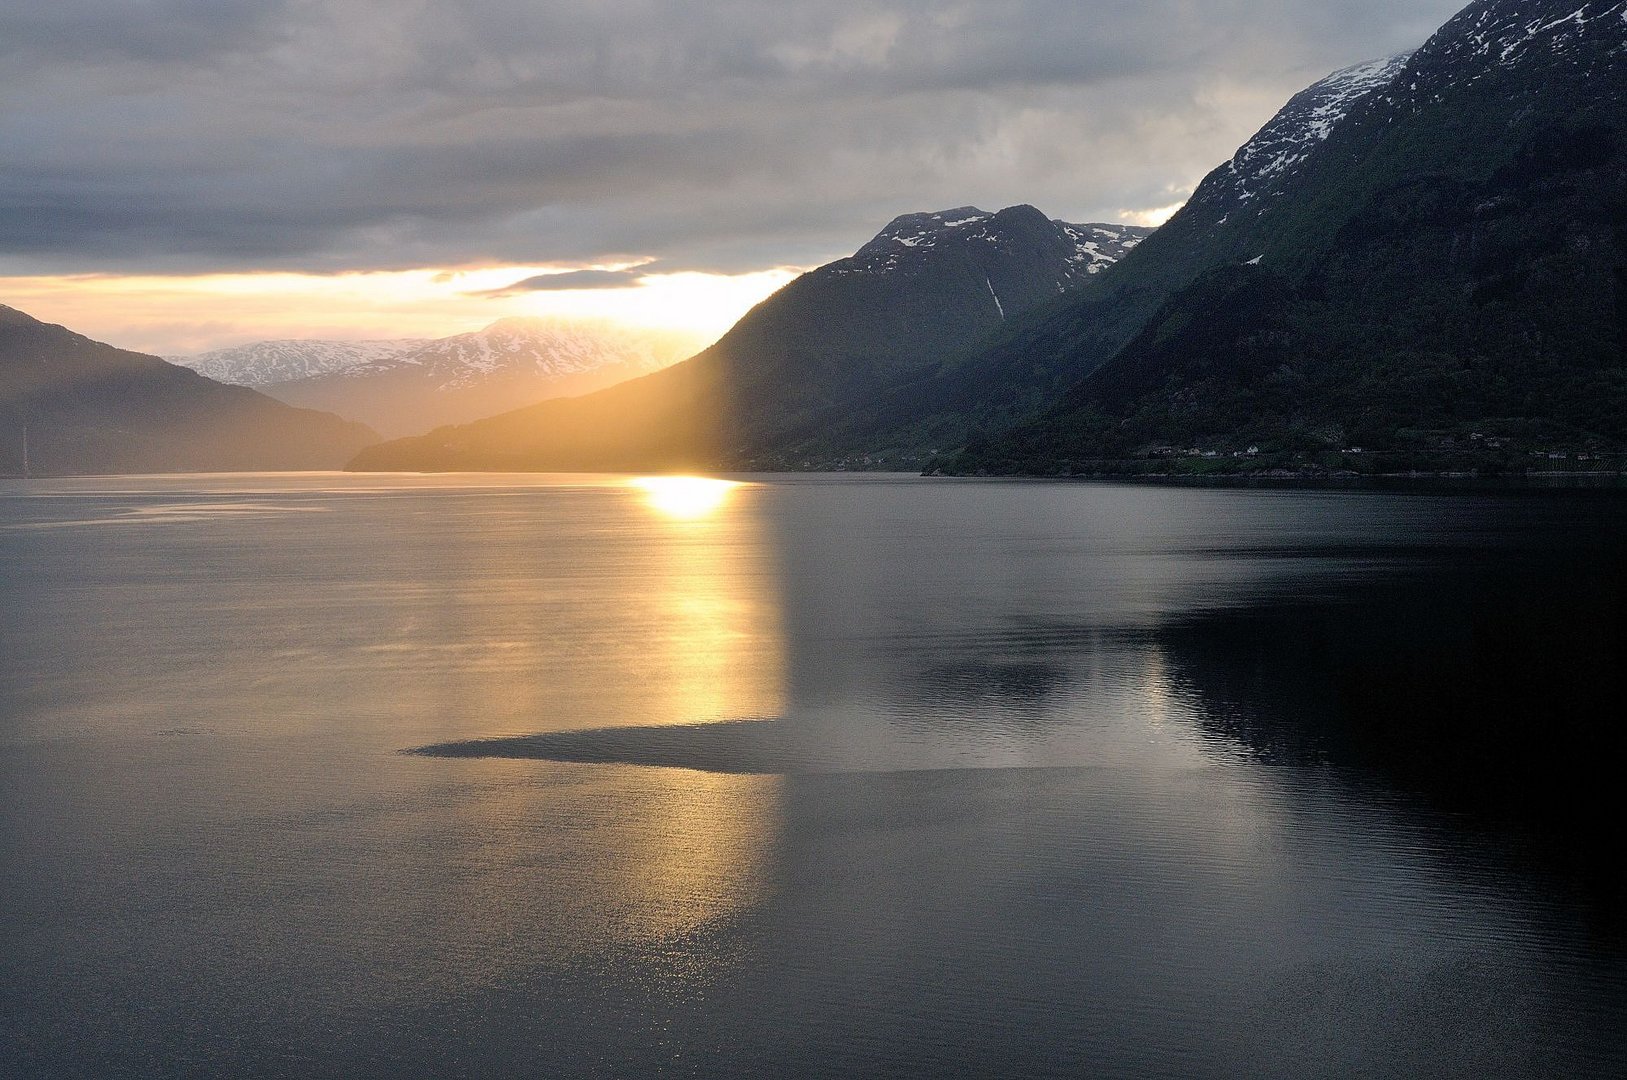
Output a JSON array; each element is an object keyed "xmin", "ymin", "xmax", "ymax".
[
  {"xmin": 168, "ymin": 338, "xmax": 429, "ymax": 387},
  {"xmin": 335, "ymin": 318, "xmax": 674, "ymax": 390},
  {"xmin": 1401, "ymin": 0, "xmax": 1627, "ymax": 89},
  {"xmin": 264, "ymin": 317, "xmax": 700, "ymax": 437},
  {"xmin": 1197, "ymin": 54, "xmax": 1413, "ymax": 216},
  {"xmin": 1185, "ymin": 0, "xmax": 1627, "ymax": 241},
  {"xmin": 842, "ymin": 205, "xmax": 1149, "ymax": 289},
  {"xmin": 949, "ymin": 0, "xmax": 1627, "ymax": 473}
]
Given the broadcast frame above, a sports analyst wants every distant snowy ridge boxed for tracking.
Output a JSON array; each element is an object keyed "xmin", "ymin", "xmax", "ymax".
[
  {"xmin": 347, "ymin": 317, "xmax": 678, "ymax": 391},
  {"xmin": 258, "ymin": 317, "xmax": 703, "ymax": 436},
  {"xmin": 169, "ymin": 338, "xmax": 428, "ymax": 387}
]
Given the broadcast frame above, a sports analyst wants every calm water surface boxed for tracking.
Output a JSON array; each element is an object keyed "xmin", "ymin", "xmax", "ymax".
[{"xmin": 1, "ymin": 473, "xmax": 1623, "ymax": 1077}]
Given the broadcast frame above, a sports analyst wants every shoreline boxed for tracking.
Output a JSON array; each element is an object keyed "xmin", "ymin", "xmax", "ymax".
[
  {"xmin": 9, "ymin": 465, "xmax": 1627, "ymax": 494},
  {"xmin": 923, "ymin": 468, "xmax": 1627, "ymax": 491}
]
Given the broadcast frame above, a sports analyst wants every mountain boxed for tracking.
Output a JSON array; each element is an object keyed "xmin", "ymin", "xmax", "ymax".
[
  {"xmin": 1, "ymin": 305, "xmax": 377, "ymax": 475},
  {"xmin": 846, "ymin": 207, "xmax": 1144, "ymax": 285},
  {"xmin": 945, "ymin": 0, "xmax": 1627, "ymax": 474},
  {"xmin": 257, "ymin": 318, "xmax": 697, "ymax": 437},
  {"xmin": 817, "ymin": 53, "xmax": 1425, "ymax": 460},
  {"xmin": 1186, "ymin": 53, "xmax": 1414, "ymax": 222},
  {"xmin": 349, "ymin": 206, "xmax": 1150, "ymax": 472},
  {"xmin": 169, "ymin": 338, "xmax": 430, "ymax": 387}
]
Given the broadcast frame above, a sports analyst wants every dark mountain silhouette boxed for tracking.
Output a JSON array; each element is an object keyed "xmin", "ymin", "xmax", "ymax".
[{"xmin": 1, "ymin": 305, "xmax": 377, "ymax": 475}]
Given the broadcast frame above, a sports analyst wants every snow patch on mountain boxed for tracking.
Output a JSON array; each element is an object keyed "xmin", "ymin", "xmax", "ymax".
[
  {"xmin": 1209, "ymin": 53, "xmax": 1413, "ymax": 210},
  {"xmin": 1442, "ymin": 0, "xmax": 1626, "ymax": 72},
  {"xmin": 1337, "ymin": 0, "xmax": 1627, "ymax": 130},
  {"xmin": 835, "ymin": 205, "xmax": 1148, "ymax": 280},
  {"xmin": 1059, "ymin": 223, "xmax": 1146, "ymax": 274},
  {"xmin": 1179, "ymin": 0, "xmax": 1627, "ymax": 239}
]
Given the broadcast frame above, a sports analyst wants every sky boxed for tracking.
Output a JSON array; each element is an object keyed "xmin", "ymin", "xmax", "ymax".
[{"xmin": 0, "ymin": 0, "xmax": 1464, "ymax": 355}]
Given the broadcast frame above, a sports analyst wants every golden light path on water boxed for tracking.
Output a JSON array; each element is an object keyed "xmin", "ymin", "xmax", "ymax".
[
  {"xmin": 619, "ymin": 472, "xmax": 784, "ymax": 947},
  {"xmin": 629, "ymin": 476, "xmax": 743, "ymax": 520},
  {"xmin": 400, "ymin": 473, "xmax": 785, "ymax": 976}
]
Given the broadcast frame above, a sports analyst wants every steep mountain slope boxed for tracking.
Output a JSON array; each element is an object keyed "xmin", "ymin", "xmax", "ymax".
[
  {"xmin": 169, "ymin": 338, "xmax": 429, "ymax": 387},
  {"xmin": 948, "ymin": 0, "xmax": 1627, "ymax": 474},
  {"xmin": 350, "ymin": 206, "xmax": 1149, "ymax": 471},
  {"xmin": 1, "ymin": 305, "xmax": 377, "ymax": 475},
  {"xmin": 1185, "ymin": 53, "xmax": 1414, "ymax": 220},
  {"xmin": 828, "ymin": 53, "xmax": 1424, "ymax": 459},
  {"xmin": 265, "ymin": 318, "xmax": 695, "ymax": 437}
]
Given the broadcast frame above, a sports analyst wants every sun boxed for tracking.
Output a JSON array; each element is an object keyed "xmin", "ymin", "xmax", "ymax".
[{"xmin": 629, "ymin": 476, "xmax": 741, "ymax": 520}]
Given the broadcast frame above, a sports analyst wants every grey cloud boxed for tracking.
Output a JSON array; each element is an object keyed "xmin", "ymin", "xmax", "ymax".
[
  {"xmin": 0, "ymin": 0, "xmax": 1468, "ymax": 276},
  {"xmin": 487, "ymin": 269, "xmax": 650, "ymax": 293},
  {"xmin": 0, "ymin": 1, "xmax": 293, "ymax": 68}
]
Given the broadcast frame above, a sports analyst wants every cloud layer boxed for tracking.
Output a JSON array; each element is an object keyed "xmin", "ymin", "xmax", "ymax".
[{"xmin": 1, "ymin": 0, "xmax": 1465, "ymax": 276}]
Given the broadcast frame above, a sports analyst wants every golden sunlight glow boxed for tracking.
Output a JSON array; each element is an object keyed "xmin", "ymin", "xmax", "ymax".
[
  {"xmin": 0, "ymin": 264, "xmax": 802, "ymax": 356},
  {"xmin": 394, "ymin": 482, "xmax": 787, "ymax": 972},
  {"xmin": 1120, "ymin": 200, "xmax": 1187, "ymax": 228},
  {"xmin": 625, "ymin": 480, "xmax": 786, "ymax": 940},
  {"xmin": 630, "ymin": 476, "xmax": 741, "ymax": 520}
]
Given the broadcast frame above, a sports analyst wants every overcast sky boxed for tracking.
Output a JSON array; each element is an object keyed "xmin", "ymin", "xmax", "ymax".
[{"xmin": 0, "ymin": 1, "xmax": 1465, "ymax": 350}]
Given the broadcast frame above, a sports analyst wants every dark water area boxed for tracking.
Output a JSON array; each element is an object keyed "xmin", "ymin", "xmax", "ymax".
[{"xmin": 2, "ymin": 473, "xmax": 1624, "ymax": 1077}]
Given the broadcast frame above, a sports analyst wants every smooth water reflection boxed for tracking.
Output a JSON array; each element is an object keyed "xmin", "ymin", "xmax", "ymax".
[{"xmin": 2, "ymin": 473, "xmax": 1624, "ymax": 1077}]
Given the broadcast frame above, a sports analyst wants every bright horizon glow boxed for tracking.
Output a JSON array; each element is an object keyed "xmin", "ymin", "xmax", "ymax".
[
  {"xmin": 0, "ymin": 264, "xmax": 803, "ymax": 356},
  {"xmin": 1120, "ymin": 200, "xmax": 1188, "ymax": 228},
  {"xmin": 630, "ymin": 477, "xmax": 741, "ymax": 520}
]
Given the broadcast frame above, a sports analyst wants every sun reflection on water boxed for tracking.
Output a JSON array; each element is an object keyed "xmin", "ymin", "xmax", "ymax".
[
  {"xmin": 617, "ymin": 474, "xmax": 786, "ymax": 953},
  {"xmin": 629, "ymin": 476, "xmax": 741, "ymax": 520},
  {"xmin": 387, "ymin": 477, "xmax": 788, "ymax": 981}
]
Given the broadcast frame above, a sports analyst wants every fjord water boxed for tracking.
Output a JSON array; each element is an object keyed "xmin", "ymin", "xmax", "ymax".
[{"xmin": 2, "ymin": 474, "xmax": 1623, "ymax": 1077}]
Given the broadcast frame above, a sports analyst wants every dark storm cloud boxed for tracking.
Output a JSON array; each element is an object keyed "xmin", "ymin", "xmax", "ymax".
[{"xmin": 0, "ymin": 0, "xmax": 1468, "ymax": 276}]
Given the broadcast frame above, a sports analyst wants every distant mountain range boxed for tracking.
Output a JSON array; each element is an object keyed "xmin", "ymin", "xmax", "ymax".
[
  {"xmin": 171, "ymin": 319, "xmax": 697, "ymax": 437},
  {"xmin": 170, "ymin": 338, "xmax": 431, "ymax": 388},
  {"xmin": 1, "ymin": 306, "xmax": 376, "ymax": 475},
  {"xmin": 349, "ymin": 206, "xmax": 1149, "ymax": 471}
]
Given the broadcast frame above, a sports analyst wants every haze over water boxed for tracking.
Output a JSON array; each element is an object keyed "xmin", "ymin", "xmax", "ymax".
[{"xmin": 2, "ymin": 473, "xmax": 1624, "ymax": 1077}]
